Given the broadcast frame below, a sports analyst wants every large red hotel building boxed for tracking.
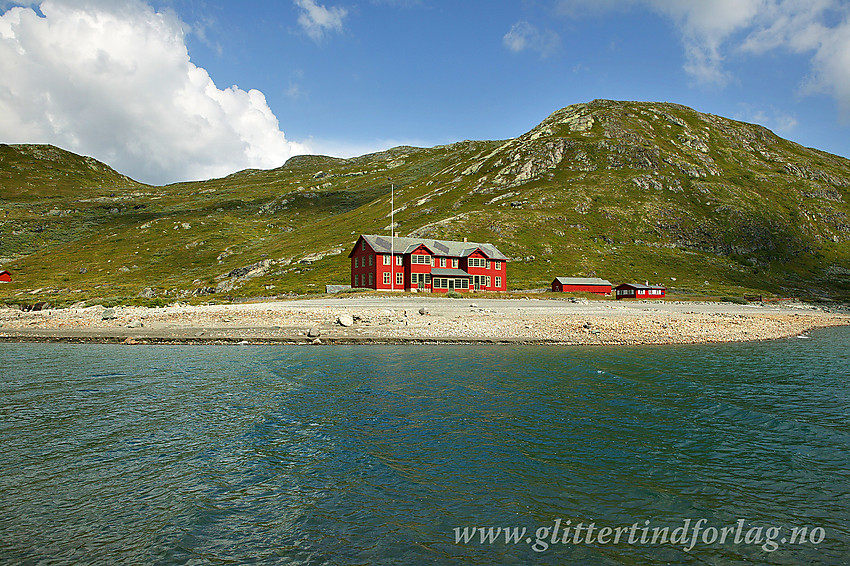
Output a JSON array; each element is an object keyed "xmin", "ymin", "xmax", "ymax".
[{"xmin": 349, "ymin": 234, "xmax": 508, "ymax": 293}]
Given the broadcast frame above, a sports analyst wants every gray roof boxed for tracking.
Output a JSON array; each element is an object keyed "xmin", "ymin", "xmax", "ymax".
[
  {"xmin": 431, "ymin": 268, "xmax": 471, "ymax": 278},
  {"xmin": 356, "ymin": 234, "xmax": 508, "ymax": 260},
  {"xmin": 554, "ymin": 277, "xmax": 612, "ymax": 286}
]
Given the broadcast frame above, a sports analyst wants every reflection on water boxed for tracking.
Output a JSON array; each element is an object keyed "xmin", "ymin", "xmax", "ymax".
[{"xmin": 1, "ymin": 327, "xmax": 849, "ymax": 565}]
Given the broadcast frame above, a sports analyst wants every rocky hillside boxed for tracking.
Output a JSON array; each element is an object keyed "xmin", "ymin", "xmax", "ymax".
[{"xmin": 1, "ymin": 99, "xmax": 849, "ymax": 306}]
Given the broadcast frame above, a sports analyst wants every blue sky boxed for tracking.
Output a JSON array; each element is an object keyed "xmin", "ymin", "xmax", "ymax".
[{"xmin": 1, "ymin": 0, "xmax": 849, "ymax": 184}]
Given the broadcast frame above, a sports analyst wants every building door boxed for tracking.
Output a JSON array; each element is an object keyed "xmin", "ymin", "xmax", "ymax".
[
  {"xmin": 417, "ymin": 274, "xmax": 424, "ymax": 290},
  {"xmin": 448, "ymin": 279, "xmax": 455, "ymax": 290},
  {"xmin": 473, "ymin": 276, "xmax": 480, "ymax": 290}
]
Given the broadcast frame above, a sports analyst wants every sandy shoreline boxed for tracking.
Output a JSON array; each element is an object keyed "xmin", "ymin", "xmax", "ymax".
[{"xmin": 1, "ymin": 296, "xmax": 848, "ymax": 345}]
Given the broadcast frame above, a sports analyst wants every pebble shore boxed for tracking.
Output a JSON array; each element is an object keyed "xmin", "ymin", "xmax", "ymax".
[{"xmin": 1, "ymin": 297, "xmax": 847, "ymax": 345}]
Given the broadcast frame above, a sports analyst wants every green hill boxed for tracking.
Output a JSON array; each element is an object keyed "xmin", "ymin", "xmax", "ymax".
[{"xmin": 1, "ymin": 99, "xmax": 849, "ymax": 306}]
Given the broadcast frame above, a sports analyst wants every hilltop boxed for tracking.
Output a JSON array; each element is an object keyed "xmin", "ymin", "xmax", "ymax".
[{"xmin": 1, "ymin": 99, "xmax": 849, "ymax": 306}]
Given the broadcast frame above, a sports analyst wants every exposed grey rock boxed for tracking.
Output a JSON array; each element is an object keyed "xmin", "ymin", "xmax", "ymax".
[
  {"xmin": 228, "ymin": 259, "xmax": 274, "ymax": 279},
  {"xmin": 419, "ymin": 307, "xmax": 429, "ymax": 315},
  {"xmin": 307, "ymin": 327, "xmax": 321, "ymax": 338},
  {"xmin": 337, "ymin": 314, "xmax": 354, "ymax": 327},
  {"xmin": 139, "ymin": 287, "xmax": 156, "ymax": 298},
  {"xmin": 101, "ymin": 308, "xmax": 117, "ymax": 320},
  {"xmin": 326, "ymin": 284, "xmax": 351, "ymax": 294}
]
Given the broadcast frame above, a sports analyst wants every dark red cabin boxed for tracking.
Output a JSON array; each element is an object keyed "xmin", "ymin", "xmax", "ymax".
[{"xmin": 615, "ymin": 283, "xmax": 666, "ymax": 299}]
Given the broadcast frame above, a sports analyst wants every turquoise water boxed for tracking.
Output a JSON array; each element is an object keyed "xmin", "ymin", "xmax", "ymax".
[{"xmin": 1, "ymin": 328, "xmax": 848, "ymax": 565}]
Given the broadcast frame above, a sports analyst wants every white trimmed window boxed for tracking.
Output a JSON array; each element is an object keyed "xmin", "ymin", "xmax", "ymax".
[
  {"xmin": 368, "ymin": 273, "xmax": 373, "ymax": 286},
  {"xmin": 396, "ymin": 272, "xmax": 403, "ymax": 286},
  {"xmin": 412, "ymin": 254, "xmax": 431, "ymax": 265},
  {"xmin": 396, "ymin": 255, "xmax": 402, "ymax": 266},
  {"xmin": 369, "ymin": 255, "xmax": 373, "ymax": 266},
  {"xmin": 383, "ymin": 254, "xmax": 390, "ymax": 265},
  {"xmin": 495, "ymin": 276, "xmax": 501, "ymax": 288},
  {"xmin": 452, "ymin": 258, "xmax": 458, "ymax": 268},
  {"xmin": 355, "ymin": 274, "xmax": 359, "ymax": 286},
  {"xmin": 383, "ymin": 272, "xmax": 390, "ymax": 284},
  {"xmin": 440, "ymin": 258, "xmax": 446, "ymax": 267},
  {"xmin": 468, "ymin": 257, "xmax": 486, "ymax": 268},
  {"xmin": 485, "ymin": 276, "xmax": 491, "ymax": 287}
]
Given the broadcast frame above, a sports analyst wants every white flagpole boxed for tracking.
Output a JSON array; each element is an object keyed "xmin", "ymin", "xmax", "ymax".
[{"xmin": 390, "ymin": 178, "xmax": 394, "ymax": 292}]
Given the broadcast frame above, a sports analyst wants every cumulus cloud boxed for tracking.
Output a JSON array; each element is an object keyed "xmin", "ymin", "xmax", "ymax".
[
  {"xmin": 0, "ymin": 0, "xmax": 309, "ymax": 185},
  {"xmin": 503, "ymin": 21, "xmax": 561, "ymax": 58},
  {"xmin": 294, "ymin": 0, "xmax": 347, "ymax": 42}
]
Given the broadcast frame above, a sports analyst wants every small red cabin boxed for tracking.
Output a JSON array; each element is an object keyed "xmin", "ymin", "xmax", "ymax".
[
  {"xmin": 615, "ymin": 283, "xmax": 666, "ymax": 299},
  {"xmin": 552, "ymin": 277, "xmax": 612, "ymax": 295},
  {"xmin": 0, "ymin": 270, "xmax": 11, "ymax": 283}
]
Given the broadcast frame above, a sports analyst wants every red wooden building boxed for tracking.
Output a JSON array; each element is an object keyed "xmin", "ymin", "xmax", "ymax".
[
  {"xmin": 349, "ymin": 235, "xmax": 508, "ymax": 293},
  {"xmin": 0, "ymin": 270, "xmax": 11, "ymax": 283},
  {"xmin": 615, "ymin": 283, "xmax": 666, "ymax": 299},
  {"xmin": 552, "ymin": 277, "xmax": 612, "ymax": 295}
]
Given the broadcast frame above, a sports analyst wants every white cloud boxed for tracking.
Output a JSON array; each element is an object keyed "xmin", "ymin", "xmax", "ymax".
[
  {"xmin": 503, "ymin": 21, "xmax": 561, "ymax": 58},
  {"xmin": 0, "ymin": 0, "xmax": 309, "ymax": 185},
  {"xmin": 647, "ymin": 0, "xmax": 771, "ymax": 86},
  {"xmin": 735, "ymin": 103, "xmax": 799, "ymax": 133},
  {"xmin": 555, "ymin": 0, "xmax": 850, "ymax": 116},
  {"xmin": 294, "ymin": 0, "xmax": 347, "ymax": 42}
]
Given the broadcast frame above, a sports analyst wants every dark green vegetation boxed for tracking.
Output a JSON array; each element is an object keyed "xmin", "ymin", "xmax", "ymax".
[{"xmin": 2, "ymin": 100, "xmax": 849, "ymax": 306}]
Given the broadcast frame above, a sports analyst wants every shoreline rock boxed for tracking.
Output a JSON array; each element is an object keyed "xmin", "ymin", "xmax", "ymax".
[{"xmin": 0, "ymin": 297, "xmax": 846, "ymax": 346}]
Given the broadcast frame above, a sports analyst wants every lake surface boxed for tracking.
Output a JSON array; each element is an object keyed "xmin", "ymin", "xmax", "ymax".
[{"xmin": 1, "ymin": 328, "xmax": 848, "ymax": 565}]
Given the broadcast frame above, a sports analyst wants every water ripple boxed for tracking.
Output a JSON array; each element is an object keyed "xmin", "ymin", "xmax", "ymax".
[{"xmin": 1, "ymin": 329, "xmax": 848, "ymax": 565}]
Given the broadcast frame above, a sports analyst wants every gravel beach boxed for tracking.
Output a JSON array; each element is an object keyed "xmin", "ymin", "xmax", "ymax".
[{"xmin": 1, "ymin": 296, "xmax": 847, "ymax": 345}]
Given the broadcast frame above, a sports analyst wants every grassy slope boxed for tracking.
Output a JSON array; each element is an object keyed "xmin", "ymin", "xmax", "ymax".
[{"xmin": 1, "ymin": 100, "xmax": 849, "ymax": 307}]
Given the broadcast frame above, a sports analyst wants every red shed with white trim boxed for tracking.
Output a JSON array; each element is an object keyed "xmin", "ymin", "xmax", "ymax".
[{"xmin": 552, "ymin": 277, "xmax": 612, "ymax": 295}]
